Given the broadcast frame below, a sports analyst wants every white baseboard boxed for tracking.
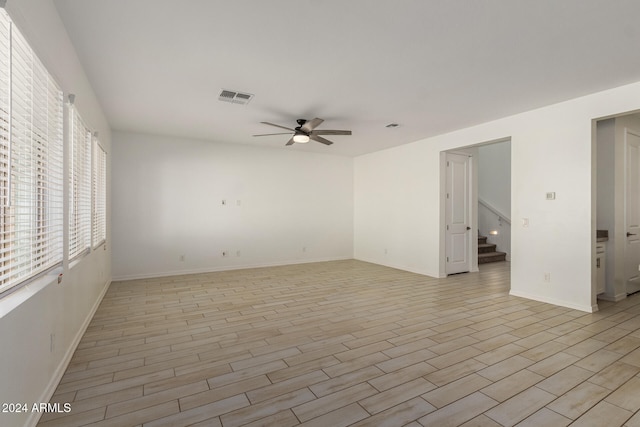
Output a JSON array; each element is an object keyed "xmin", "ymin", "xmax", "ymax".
[
  {"xmin": 509, "ymin": 289, "xmax": 595, "ymax": 313},
  {"xmin": 27, "ymin": 278, "xmax": 112, "ymax": 427},
  {"xmin": 112, "ymin": 257, "xmax": 353, "ymax": 282},
  {"xmin": 353, "ymin": 256, "xmax": 437, "ymax": 278},
  {"xmin": 596, "ymin": 292, "xmax": 627, "ymax": 302}
]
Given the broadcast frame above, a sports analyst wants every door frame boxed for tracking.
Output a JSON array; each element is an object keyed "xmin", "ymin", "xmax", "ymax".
[
  {"xmin": 439, "ymin": 137, "xmax": 512, "ymax": 278},
  {"xmin": 593, "ymin": 111, "xmax": 640, "ymax": 306}
]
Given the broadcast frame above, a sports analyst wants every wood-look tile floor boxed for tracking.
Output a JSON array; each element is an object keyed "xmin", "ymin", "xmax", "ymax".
[{"xmin": 38, "ymin": 260, "xmax": 640, "ymax": 426}]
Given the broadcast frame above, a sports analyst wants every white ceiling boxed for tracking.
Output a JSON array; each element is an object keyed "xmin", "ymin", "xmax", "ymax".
[{"xmin": 52, "ymin": 0, "xmax": 640, "ymax": 156}]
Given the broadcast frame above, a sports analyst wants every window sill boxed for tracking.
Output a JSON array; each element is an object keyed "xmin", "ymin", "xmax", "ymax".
[{"xmin": 0, "ymin": 267, "xmax": 63, "ymax": 319}]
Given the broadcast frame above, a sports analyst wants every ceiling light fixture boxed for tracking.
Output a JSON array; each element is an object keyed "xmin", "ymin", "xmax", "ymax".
[{"xmin": 293, "ymin": 134, "xmax": 310, "ymax": 143}]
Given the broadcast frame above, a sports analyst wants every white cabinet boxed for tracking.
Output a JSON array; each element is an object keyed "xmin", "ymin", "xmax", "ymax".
[{"xmin": 596, "ymin": 241, "xmax": 607, "ymax": 295}]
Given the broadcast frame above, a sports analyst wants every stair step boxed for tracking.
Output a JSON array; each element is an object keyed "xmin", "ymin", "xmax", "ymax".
[
  {"xmin": 478, "ymin": 251, "xmax": 507, "ymax": 264},
  {"xmin": 478, "ymin": 243, "xmax": 497, "ymax": 254},
  {"xmin": 478, "ymin": 236, "xmax": 487, "ymax": 244}
]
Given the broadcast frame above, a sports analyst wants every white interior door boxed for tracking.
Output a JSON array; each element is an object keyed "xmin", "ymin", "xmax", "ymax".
[
  {"xmin": 446, "ymin": 153, "xmax": 471, "ymax": 274},
  {"xmin": 626, "ymin": 128, "xmax": 640, "ymax": 294}
]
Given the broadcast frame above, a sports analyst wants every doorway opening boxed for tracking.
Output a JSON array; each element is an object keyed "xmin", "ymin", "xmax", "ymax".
[
  {"xmin": 442, "ymin": 138, "xmax": 512, "ymax": 277},
  {"xmin": 594, "ymin": 110, "xmax": 640, "ymax": 306}
]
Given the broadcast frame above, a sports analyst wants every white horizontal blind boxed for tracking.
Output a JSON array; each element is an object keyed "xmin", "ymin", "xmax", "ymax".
[
  {"xmin": 92, "ymin": 139, "xmax": 106, "ymax": 248},
  {"xmin": 69, "ymin": 105, "xmax": 91, "ymax": 260},
  {"xmin": 0, "ymin": 10, "xmax": 64, "ymax": 295}
]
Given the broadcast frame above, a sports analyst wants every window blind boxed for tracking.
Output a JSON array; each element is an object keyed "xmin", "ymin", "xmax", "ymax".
[
  {"xmin": 92, "ymin": 139, "xmax": 106, "ymax": 248},
  {"xmin": 68, "ymin": 104, "xmax": 91, "ymax": 261},
  {"xmin": 0, "ymin": 10, "xmax": 64, "ymax": 295}
]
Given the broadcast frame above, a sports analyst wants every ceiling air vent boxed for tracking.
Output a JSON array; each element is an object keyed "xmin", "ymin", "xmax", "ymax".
[{"xmin": 218, "ymin": 89, "xmax": 254, "ymax": 105}]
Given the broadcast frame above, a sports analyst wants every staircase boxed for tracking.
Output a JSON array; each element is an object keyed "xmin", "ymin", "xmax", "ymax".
[{"xmin": 478, "ymin": 235, "xmax": 507, "ymax": 264}]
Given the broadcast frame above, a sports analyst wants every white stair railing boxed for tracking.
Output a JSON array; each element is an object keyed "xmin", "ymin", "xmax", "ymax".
[{"xmin": 478, "ymin": 197, "xmax": 511, "ymax": 260}]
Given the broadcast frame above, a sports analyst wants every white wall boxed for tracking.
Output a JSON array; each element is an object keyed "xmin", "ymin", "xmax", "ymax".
[
  {"xmin": 596, "ymin": 118, "xmax": 616, "ymax": 298},
  {"xmin": 596, "ymin": 119, "xmax": 614, "ymax": 231},
  {"xmin": 0, "ymin": 2, "xmax": 111, "ymax": 427},
  {"xmin": 355, "ymin": 81, "xmax": 640, "ymax": 313},
  {"xmin": 478, "ymin": 141, "xmax": 511, "ymax": 257},
  {"xmin": 112, "ymin": 132, "xmax": 353, "ymax": 280},
  {"xmin": 355, "ymin": 142, "xmax": 439, "ymax": 275},
  {"xmin": 478, "ymin": 141, "xmax": 511, "ymax": 216}
]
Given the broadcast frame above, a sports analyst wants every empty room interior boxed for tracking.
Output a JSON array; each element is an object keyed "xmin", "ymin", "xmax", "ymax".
[{"xmin": 4, "ymin": 1, "xmax": 640, "ymax": 426}]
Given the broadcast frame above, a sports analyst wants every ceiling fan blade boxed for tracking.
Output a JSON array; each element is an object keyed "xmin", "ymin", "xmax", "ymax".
[
  {"xmin": 285, "ymin": 137, "xmax": 296, "ymax": 146},
  {"xmin": 310, "ymin": 135, "xmax": 333, "ymax": 145},
  {"xmin": 253, "ymin": 132, "xmax": 293, "ymax": 137},
  {"xmin": 300, "ymin": 118, "xmax": 324, "ymax": 133},
  {"xmin": 261, "ymin": 122, "xmax": 295, "ymax": 131},
  {"xmin": 311, "ymin": 130, "xmax": 352, "ymax": 136}
]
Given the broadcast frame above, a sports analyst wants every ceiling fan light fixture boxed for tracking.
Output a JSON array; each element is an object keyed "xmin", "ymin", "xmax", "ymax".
[{"xmin": 293, "ymin": 134, "xmax": 310, "ymax": 143}]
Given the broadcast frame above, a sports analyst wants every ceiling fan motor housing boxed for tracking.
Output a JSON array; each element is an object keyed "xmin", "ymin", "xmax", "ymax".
[{"xmin": 295, "ymin": 120, "xmax": 308, "ymax": 135}]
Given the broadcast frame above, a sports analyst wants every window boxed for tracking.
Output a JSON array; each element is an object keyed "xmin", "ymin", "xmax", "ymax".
[
  {"xmin": 92, "ymin": 138, "xmax": 106, "ymax": 248},
  {"xmin": 68, "ymin": 104, "xmax": 91, "ymax": 260},
  {"xmin": 0, "ymin": 10, "xmax": 64, "ymax": 295}
]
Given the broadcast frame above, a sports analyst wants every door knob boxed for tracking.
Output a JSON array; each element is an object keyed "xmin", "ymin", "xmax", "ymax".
[
  {"xmin": 467, "ymin": 226, "xmax": 471, "ymax": 230},
  {"xmin": 628, "ymin": 232, "xmax": 637, "ymax": 237}
]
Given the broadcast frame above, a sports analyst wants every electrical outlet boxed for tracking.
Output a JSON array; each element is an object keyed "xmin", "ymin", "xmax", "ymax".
[{"xmin": 544, "ymin": 273, "xmax": 551, "ymax": 282}]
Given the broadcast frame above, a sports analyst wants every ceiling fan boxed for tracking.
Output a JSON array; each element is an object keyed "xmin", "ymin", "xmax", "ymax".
[{"xmin": 253, "ymin": 118, "xmax": 352, "ymax": 146}]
